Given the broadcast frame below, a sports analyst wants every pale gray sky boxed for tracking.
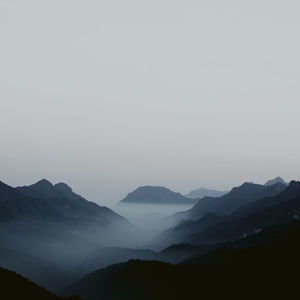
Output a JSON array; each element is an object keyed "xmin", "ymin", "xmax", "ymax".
[{"xmin": 1, "ymin": 0, "xmax": 300, "ymax": 205}]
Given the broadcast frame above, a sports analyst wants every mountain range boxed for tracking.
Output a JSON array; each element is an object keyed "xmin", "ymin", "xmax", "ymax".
[
  {"xmin": 1, "ymin": 176, "xmax": 300, "ymax": 300},
  {"xmin": 152, "ymin": 181, "xmax": 293, "ymax": 248},
  {"xmin": 0, "ymin": 179, "xmax": 139, "ymax": 268},
  {"xmin": 171, "ymin": 180, "xmax": 287, "ymax": 222}
]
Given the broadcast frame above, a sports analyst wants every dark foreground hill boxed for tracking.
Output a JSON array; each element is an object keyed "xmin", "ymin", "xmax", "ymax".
[
  {"xmin": 0, "ymin": 266, "xmax": 79, "ymax": 300},
  {"xmin": 120, "ymin": 186, "xmax": 198, "ymax": 205},
  {"xmin": 60, "ymin": 221, "xmax": 300, "ymax": 300}
]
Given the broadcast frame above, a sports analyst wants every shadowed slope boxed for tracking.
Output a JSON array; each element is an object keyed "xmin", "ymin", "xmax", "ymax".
[{"xmin": 0, "ymin": 266, "xmax": 80, "ymax": 300}]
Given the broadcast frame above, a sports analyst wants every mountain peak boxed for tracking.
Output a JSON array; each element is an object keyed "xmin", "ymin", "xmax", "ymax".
[
  {"xmin": 33, "ymin": 179, "xmax": 53, "ymax": 187},
  {"xmin": 265, "ymin": 177, "xmax": 287, "ymax": 186}
]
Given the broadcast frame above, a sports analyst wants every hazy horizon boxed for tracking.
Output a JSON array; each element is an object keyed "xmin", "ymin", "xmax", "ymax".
[{"xmin": 1, "ymin": 0, "xmax": 300, "ymax": 205}]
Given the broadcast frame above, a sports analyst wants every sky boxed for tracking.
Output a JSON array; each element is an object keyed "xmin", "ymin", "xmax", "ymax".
[{"xmin": 1, "ymin": 0, "xmax": 300, "ymax": 206}]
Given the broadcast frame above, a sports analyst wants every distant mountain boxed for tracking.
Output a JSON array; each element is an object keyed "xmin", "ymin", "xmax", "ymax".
[
  {"xmin": 185, "ymin": 187, "xmax": 227, "ymax": 199},
  {"xmin": 0, "ymin": 266, "xmax": 79, "ymax": 300},
  {"xmin": 152, "ymin": 182, "xmax": 287, "ymax": 249},
  {"xmin": 120, "ymin": 186, "xmax": 198, "ymax": 205},
  {"xmin": 16, "ymin": 179, "xmax": 85, "ymax": 201},
  {"xmin": 0, "ymin": 179, "xmax": 138, "ymax": 266},
  {"xmin": 60, "ymin": 222, "xmax": 300, "ymax": 300},
  {"xmin": 264, "ymin": 176, "xmax": 287, "ymax": 186},
  {"xmin": 172, "ymin": 181, "xmax": 287, "ymax": 222},
  {"xmin": 183, "ymin": 181, "xmax": 300, "ymax": 245}
]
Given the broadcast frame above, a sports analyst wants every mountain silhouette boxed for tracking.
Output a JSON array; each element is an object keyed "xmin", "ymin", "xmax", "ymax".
[
  {"xmin": 153, "ymin": 182, "xmax": 289, "ymax": 248},
  {"xmin": 0, "ymin": 179, "xmax": 138, "ymax": 266},
  {"xmin": 172, "ymin": 181, "xmax": 286, "ymax": 223},
  {"xmin": 16, "ymin": 179, "xmax": 85, "ymax": 201},
  {"xmin": 0, "ymin": 266, "xmax": 80, "ymax": 300},
  {"xmin": 183, "ymin": 181, "xmax": 300, "ymax": 245},
  {"xmin": 120, "ymin": 186, "xmax": 197, "ymax": 205}
]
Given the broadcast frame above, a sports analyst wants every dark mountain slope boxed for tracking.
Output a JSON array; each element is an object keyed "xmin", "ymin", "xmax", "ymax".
[
  {"xmin": 180, "ymin": 221, "xmax": 300, "ymax": 264},
  {"xmin": 120, "ymin": 186, "xmax": 197, "ymax": 205},
  {"xmin": 0, "ymin": 266, "xmax": 79, "ymax": 300},
  {"xmin": 188, "ymin": 181, "xmax": 286, "ymax": 218},
  {"xmin": 184, "ymin": 185, "xmax": 300, "ymax": 245}
]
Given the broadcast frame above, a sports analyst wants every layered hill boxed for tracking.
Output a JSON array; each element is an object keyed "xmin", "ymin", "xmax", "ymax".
[
  {"xmin": 172, "ymin": 181, "xmax": 287, "ymax": 222},
  {"xmin": 0, "ymin": 266, "xmax": 79, "ymax": 300},
  {"xmin": 155, "ymin": 182, "xmax": 295, "ymax": 248},
  {"xmin": 183, "ymin": 181, "xmax": 300, "ymax": 245}
]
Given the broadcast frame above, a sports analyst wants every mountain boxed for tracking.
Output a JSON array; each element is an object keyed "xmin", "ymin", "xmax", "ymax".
[
  {"xmin": 183, "ymin": 181, "xmax": 300, "ymax": 245},
  {"xmin": 120, "ymin": 186, "xmax": 198, "ymax": 205},
  {"xmin": 16, "ymin": 179, "xmax": 85, "ymax": 201},
  {"xmin": 153, "ymin": 182, "xmax": 288, "ymax": 249},
  {"xmin": 172, "ymin": 181, "xmax": 287, "ymax": 222},
  {"xmin": 264, "ymin": 176, "xmax": 287, "ymax": 186},
  {"xmin": 0, "ymin": 179, "xmax": 138, "ymax": 266},
  {"xmin": 152, "ymin": 213, "xmax": 226, "ymax": 249},
  {"xmin": 60, "ymin": 222, "xmax": 300, "ymax": 300},
  {"xmin": 185, "ymin": 187, "xmax": 227, "ymax": 199},
  {"xmin": 0, "ymin": 266, "xmax": 79, "ymax": 300},
  {"xmin": 180, "ymin": 221, "xmax": 300, "ymax": 265}
]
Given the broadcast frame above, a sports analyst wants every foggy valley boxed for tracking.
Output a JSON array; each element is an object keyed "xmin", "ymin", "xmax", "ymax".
[{"xmin": 1, "ymin": 0, "xmax": 300, "ymax": 299}]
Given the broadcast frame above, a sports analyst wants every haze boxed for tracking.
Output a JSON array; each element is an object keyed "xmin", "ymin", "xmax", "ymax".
[{"xmin": 1, "ymin": 0, "xmax": 300, "ymax": 205}]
